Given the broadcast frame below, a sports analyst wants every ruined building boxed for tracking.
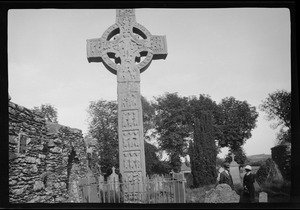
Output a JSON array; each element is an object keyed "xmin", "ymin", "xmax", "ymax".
[{"xmin": 9, "ymin": 96, "xmax": 88, "ymax": 203}]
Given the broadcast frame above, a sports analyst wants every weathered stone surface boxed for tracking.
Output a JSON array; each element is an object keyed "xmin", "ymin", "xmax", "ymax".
[
  {"xmin": 259, "ymin": 192, "xmax": 268, "ymax": 202},
  {"xmin": 30, "ymin": 164, "xmax": 38, "ymax": 173},
  {"xmin": 33, "ymin": 181, "xmax": 45, "ymax": 191},
  {"xmin": 12, "ymin": 188, "xmax": 24, "ymax": 195},
  {"xmin": 48, "ymin": 139, "xmax": 56, "ymax": 147},
  {"xmin": 38, "ymin": 154, "xmax": 46, "ymax": 159},
  {"xmin": 50, "ymin": 146, "xmax": 62, "ymax": 154},
  {"xmin": 87, "ymin": 9, "xmax": 167, "ymax": 203},
  {"xmin": 9, "ymin": 100, "xmax": 88, "ymax": 203},
  {"xmin": 204, "ymin": 184, "xmax": 240, "ymax": 203},
  {"xmin": 25, "ymin": 156, "xmax": 37, "ymax": 164}
]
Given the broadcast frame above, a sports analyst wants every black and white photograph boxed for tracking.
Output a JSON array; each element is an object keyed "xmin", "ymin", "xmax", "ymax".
[{"xmin": 1, "ymin": 1, "xmax": 298, "ymax": 208}]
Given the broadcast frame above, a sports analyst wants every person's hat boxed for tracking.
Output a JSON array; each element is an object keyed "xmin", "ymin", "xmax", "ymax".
[
  {"xmin": 245, "ymin": 165, "xmax": 252, "ymax": 171},
  {"xmin": 223, "ymin": 162, "xmax": 230, "ymax": 169}
]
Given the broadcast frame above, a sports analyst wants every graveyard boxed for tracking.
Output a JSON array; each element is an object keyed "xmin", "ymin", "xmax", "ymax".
[{"xmin": 7, "ymin": 8, "xmax": 293, "ymax": 205}]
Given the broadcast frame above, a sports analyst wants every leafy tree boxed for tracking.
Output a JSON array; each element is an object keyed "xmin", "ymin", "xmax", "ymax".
[
  {"xmin": 225, "ymin": 147, "xmax": 248, "ymax": 165},
  {"xmin": 259, "ymin": 90, "xmax": 291, "ymax": 144},
  {"xmin": 153, "ymin": 92, "xmax": 190, "ymax": 172},
  {"xmin": 32, "ymin": 104, "xmax": 58, "ymax": 123},
  {"xmin": 141, "ymin": 96, "xmax": 155, "ymax": 136},
  {"xmin": 87, "ymin": 97, "xmax": 167, "ymax": 176},
  {"xmin": 189, "ymin": 113, "xmax": 217, "ymax": 187},
  {"xmin": 214, "ymin": 97, "xmax": 259, "ymax": 151},
  {"xmin": 87, "ymin": 99, "xmax": 118, "ymax": 176},
  {"xmin": 144, "ymin": 141, "xmax": 170, "ymax": 176}
]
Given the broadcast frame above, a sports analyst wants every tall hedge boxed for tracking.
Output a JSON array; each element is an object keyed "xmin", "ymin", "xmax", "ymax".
[{"xmin": 189, "ymin": 112, "xmax": 217, "ymax": 187}]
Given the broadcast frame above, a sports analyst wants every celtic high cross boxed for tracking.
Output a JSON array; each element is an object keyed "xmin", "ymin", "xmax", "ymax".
[{"xmin": 87, "ymin": 9, "xmax": 167, "ymax": 202}]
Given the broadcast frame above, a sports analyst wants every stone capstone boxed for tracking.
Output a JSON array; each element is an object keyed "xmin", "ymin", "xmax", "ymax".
[{"xmin": 204, "ymin": 184, "xmax": 240, "ymax": 203}]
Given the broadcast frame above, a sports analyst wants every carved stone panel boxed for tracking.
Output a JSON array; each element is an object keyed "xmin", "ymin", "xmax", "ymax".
[
  {"xmin": 118, "ymin": 82, "xmax": 139, "ymax": 93},
  {"xmin": 87, "ymin": 38, "xmax": 103, "ymax": 57},
  {"xmin": 118, "ymin": 62, "xmax": 139, "ymax": 81},
  {"xmin": 123, "ymin": 151, "xmax": 141, "ymax": 171},
  {"xmin": 122, "ymin": 110, "xmax": 139, "ymax": 129},
  {"xmin": 117, "ymin": 9, "xmax": 135, "ymax": 17},
  {"xmin": 123, "ymin": 171, "xmax": 142, "ymax": 183},
  {"xmin": 122, "ymin": 130, "xmax": 140, "ymax": 150},
  {"xmin": 120, "ymin": 92, "xmax": 138, "ymax": 109},
  {"xmin": 150, "ymin": 35, "xmax": 167, "ymax": 54}
]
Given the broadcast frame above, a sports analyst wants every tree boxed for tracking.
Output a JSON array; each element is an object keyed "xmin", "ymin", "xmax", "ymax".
[
  {"xmin": 87, "ymin": 97, "xmax": 164, "ymax": 177},
  {"xmin": 189, "ymin": 113, "xmax": 217, "ymax": 187},
  {"xmin": 214, "ymin": 97, "xmax": 259, "ymax": 151},
  {"xmin": 153, "ymin": 92, "xmax": 190, "ymax": 172},
  {"xmin": 32, "ymin": 104, "xmax": 58, "ymax": 123},
  {"xmin": 87, "ymin": 99, "xmax": 118, "ymax": 177},
  {"xmin": 144, "ymin": 141, "xmax": 170, "ymax": 176},
  {"xmin": 225, "ymin": 147, "xmax": 248, "ymax": 165},
  {"xmin": 141, "ymin": 96, "xmax": 156, "ymax": 136},
  {"xmin": 259, "ymin": 89, "xmax": 291, "ymax": 144}
]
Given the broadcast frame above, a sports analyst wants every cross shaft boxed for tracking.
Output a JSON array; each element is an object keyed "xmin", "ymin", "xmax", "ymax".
[{"xmin": 87, "ymin": 9, "xmax": 167, "ymax": 203}]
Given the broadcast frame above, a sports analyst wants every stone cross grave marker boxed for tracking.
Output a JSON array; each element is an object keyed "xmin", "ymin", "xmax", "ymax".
[
  {"xmin": 230, "ymin": 153, "xmax": 242, "ymax": 187},
  {"xmin": 87, "ymin": 9, "xmax": 167, "ymax": 202}
]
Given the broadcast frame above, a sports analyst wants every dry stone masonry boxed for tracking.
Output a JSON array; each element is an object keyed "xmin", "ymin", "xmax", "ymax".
[
  {"xmin": 87, "ymin": 9, "xmax": 167, "ymax": 202},
  {"xmin": 9, "ymin": 98, "xmax": 88, "ymax": 203}
]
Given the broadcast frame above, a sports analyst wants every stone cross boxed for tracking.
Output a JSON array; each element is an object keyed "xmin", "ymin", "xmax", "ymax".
[{"xmin": 87, "ymin": 9, "xmax": 167, "ymax": 202}]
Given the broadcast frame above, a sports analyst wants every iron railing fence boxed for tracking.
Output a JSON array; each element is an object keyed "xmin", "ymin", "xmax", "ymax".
[{"xmin": 77, "ymin": 177, "xmax": 186, "ymax": 203}]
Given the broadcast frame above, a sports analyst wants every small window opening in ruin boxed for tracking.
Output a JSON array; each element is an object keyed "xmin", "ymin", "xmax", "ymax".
[{"xmin": 18, "ymin": 132, "xmax": 27, "ymax": 154}]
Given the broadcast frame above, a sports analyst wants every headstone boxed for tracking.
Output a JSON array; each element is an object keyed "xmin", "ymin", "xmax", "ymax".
[
  {"xmin": 204, "ymin": 184, "xmax": 240, "ymax": 203},
  {"xmin": 87, "ymin": 9, "xmax": 167, "ymax": 203},
  {"xmin": 259, "ymin": 192, "xmax": 268, "ymax": 203},
  {"xmin": 107, "ymin": 167, "xmax": 120, "ymax": 192},
  {"xmin": 230, "ymin": 153, "xmax": 242, "ymax": 188}
]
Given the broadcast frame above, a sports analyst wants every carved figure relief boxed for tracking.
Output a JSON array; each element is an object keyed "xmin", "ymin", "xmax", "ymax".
[
  {"xmin": 122, "ymin": 110, "xmax": 138, "ymax": 129},
  {"xmin": 123, "ymin": 151, "xmax": 141, "ymax": 171},
  {"xmin": 123, "ymin": 171, "xmax": 142, "ymax": 183},
  {"xmin": 119, "ymin": 61, "xmax": 139, "ymax": 81},
  {"xmin": 87, "ymin": 39, "xmax": 102, "ymax": 57},
  {"xmin": 122, "ymin": 130, "xmax": 139, "ymax": 150},
  {"xmin": 121, "ymin": 92, "xmax": 138, "ymax": 109},
  {"xmin": 150, "ymin": 36, "xmax": 165, "ymax": 53},
  {"xmin": 118, "ymin": 9, "xmax": 134, "ymax": 17}
]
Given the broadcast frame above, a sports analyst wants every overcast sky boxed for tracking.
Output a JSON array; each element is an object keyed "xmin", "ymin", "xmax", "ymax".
[{"xmin": 8, "ymin": 8, "xmax": 291, "ymax": 158}]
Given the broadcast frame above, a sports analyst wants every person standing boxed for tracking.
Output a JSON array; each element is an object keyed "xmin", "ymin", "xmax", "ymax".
[
  {"xmin": 241, "ymin": 165, "xmax": 256, "ymax": 203},
  {"xmin": 219, "ymin": 162, "xmax": 234, "ymax": 190}
]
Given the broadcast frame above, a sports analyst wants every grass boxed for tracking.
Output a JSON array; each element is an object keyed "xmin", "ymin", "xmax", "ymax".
[
  {"xmin": 184, "ymin": 179, "xmax": 291, "ymax": 203},
  {"xmin": 259, "ymin": 179, "xmax": 291, "ymax": 203}
]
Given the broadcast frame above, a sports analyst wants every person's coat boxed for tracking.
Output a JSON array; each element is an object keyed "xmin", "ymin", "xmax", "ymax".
[
  {"xmin": 241, "ymin": 172, "xmax": 255, "ymax": 203},
  {"xmin": 219, "ymin": 170, "xmax": 234, "ymax": 190}
]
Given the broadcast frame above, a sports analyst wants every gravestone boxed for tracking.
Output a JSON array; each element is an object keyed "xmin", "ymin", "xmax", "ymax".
[
  {"xmin": 87, "ymin": 9, "xmax": 167, "ymax": 202},
  {"xmin": 230, "ymin": 153, "xmax": 242, "ymax": 189},
  {"xmin": 107, "ymin": 167, "xmax": 120, "ymax": 192},
  {"xmin": 259, "ymin": 192, "xmax": 268, "ymax": 203},
  {"xmin": 204, "ymin": 184, "xmax": 240, "ymax": 203}
]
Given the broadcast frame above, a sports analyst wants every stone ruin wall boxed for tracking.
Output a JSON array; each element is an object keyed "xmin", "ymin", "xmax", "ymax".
[{"xmin": 9, "ymin": 100, "xmax": 88, "ymax": 203}]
